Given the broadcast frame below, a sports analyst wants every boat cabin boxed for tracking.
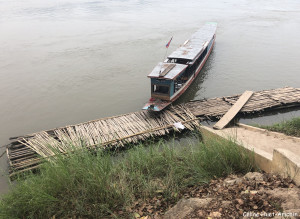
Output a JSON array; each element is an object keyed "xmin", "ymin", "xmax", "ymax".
[{"xmin": 147, "ymin": 62, "xmax": 188, "ymax": 100}]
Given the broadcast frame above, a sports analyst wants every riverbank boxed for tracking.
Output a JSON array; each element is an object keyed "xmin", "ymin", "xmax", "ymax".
[
  {"xmin": 2, "ymin": 117, "xmax": 300, "ymax": 218},
  {"xmin": 0, "ymin": 133, "xmax": 255, "ymax": 218}
]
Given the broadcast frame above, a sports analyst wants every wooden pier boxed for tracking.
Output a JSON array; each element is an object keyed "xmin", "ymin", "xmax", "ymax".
[{"xmin": 6, "ymin": 87, "xmax": 300, "ymax": 177}]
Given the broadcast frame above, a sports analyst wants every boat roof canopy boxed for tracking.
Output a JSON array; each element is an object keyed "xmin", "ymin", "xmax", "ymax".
[
  {"xmin": 168, "ymin": 22, "xmax": 217, "ymax": 61},
  {"xmin": 147, "ymin": 62, "xmax": 188, "ymax": 80}
]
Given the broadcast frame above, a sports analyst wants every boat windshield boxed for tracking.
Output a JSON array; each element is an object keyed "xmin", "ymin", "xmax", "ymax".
[{"xmin": 152, "ymin": 85, "xmax": 169, "ymax": 95}]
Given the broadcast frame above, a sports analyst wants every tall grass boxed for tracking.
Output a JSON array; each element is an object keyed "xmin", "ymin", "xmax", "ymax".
[
  {"xmin": 254, "ymin": 117, "xmax": 300, "ymax": 137},
  {"xmin": 0, "ymin": 135, "xmax": 255, "ymax": 218}
]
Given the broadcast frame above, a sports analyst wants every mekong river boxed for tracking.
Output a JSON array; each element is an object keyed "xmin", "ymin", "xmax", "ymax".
[{"xmin": 0, "ymin": 0, "xmax": 300, "ymax": 193}]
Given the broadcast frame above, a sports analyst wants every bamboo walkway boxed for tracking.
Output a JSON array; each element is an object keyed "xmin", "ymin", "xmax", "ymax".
[
  {"xmin": 7, "ymin": 105, "xmax": 200, "ymax": 177},
  {"xmin": 6, "ymin": 87, "xmax": 300, "ymax": 177}
]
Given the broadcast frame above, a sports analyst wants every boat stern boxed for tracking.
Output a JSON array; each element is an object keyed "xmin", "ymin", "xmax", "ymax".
[{"xmin": 142, "ymin": 98, "xmax": 171, "ymax": 112}]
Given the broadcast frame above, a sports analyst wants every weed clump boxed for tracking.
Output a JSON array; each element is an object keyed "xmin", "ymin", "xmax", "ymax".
[{"xmin": 254, "ymin": 117, "xmax": 300, "ymax": 137}]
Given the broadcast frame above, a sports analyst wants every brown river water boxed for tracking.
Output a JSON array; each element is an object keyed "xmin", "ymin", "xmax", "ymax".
[{"xmin": 0, "ymin": 0, "xmax": 300, "ymax": 193}]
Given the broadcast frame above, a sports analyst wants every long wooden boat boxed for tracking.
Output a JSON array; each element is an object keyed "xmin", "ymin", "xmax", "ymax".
[{"xmin": 143, "ymin": 22, "xmax": 217, "ymax": 111}]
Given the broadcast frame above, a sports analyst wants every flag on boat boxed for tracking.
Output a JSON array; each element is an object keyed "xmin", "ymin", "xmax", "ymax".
[{"xmin": 166, "ymin": 37, "xmax": 173, "ymax": 48}]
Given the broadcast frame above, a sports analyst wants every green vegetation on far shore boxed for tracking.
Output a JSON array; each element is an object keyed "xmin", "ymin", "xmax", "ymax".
[
  {"xmin": 253, "ymin": 117, "xmax": 300, "ymax": 138},
  {"xmin": 0, "ymin": 134, "xmax": 255, "ymax": 218}
]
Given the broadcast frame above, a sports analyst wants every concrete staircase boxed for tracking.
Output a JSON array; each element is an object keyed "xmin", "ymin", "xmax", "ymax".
[{"xmin": 200, "ymin": 124, "xmax": 300, "ymax": 186}]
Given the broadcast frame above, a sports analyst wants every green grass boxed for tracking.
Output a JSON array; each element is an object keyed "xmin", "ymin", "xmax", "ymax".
[
  {"xmin": 0, "ymin": 134, "xmax": 255, "ymax": 219},
  {"xmin": 253, "ymin": 117, "xmax": 300, "ymax": 137}
]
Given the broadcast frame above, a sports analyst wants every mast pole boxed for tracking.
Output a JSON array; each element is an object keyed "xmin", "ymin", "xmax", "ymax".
[
  {"xmin": 159, "ymin": 36, "xmax": 173, "ymax": 75},
  {"xmin": 163, "ymin": 47, "xmax": 169, "ymax": 63}
]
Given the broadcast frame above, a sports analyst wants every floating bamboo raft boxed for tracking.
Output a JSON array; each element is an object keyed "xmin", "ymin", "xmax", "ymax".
[
  {"xmin": 7, "ymin": 105, "xmax": 200, "ymax": 177},
  {"xmin": 186, "ymin": 87, "xmax": 300, "ymax": 119},
  {"xmin": 6, "ymin": 87, "xmax": 300, "ymax": 177}
]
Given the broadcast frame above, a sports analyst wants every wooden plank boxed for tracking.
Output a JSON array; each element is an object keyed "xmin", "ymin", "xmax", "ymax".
[
  {"xmin": 159, "ymin": 63, "xmax": 176, "ymax": 77},
  {"xmin": 213, "ymin": 91, "xmax": 253, "ymax": 130}
]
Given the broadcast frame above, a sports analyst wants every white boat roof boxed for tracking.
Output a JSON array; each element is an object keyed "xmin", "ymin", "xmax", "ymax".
[
  {"xmin": 168, "ymin": 22, "xmax": 217, "ymax": 61},
  {"xmin": 147, "ymin": 62, "xmax": 188, "ymax": 80}
]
